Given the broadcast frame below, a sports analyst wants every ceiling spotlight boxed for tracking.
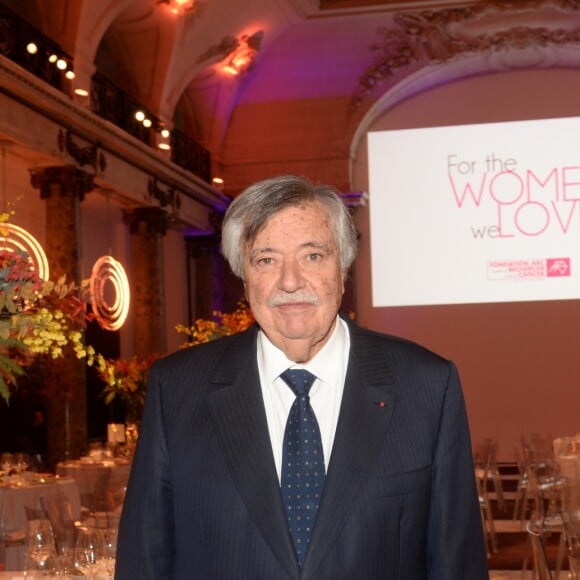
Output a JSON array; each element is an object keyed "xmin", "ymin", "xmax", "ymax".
[
  {"xmin": 160, "ymin": 128, "xmax": 170, "ymax": 139},
  {"xmin": 135, "ymin": 111, "xmax": 146, "ymax": 122},
  {"xmin": 143, "ymin": 118, "xmax": 152, "ymax": 128},
  {"xmin": 74, "ymin": 88, "xmax": 89, "ymax": 97},
  {"xmin": 56, "ymin": 58, "xmax": 67, "ymax": 71},
  {"xmin": 65, "ymin": 70, "xmax": 76, "ymax": 80},
  {"xmin": 48, "ymin": 54, "xmax": 58, "ymax": 64},
  {"xmin": 158, "ymin": 142, "xmax": 171, "ymax": 151},
  {"xmin": 26, "ymin": 43, "xmax": 38, "ymax": 55}
]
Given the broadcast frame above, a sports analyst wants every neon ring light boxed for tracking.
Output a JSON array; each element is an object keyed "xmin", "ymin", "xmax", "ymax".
[
  {"xmin": 0, "ymin": 223, "xmax": 50, "ymax": 280},
  {"xmin": 90, "ymin": 255, "xmax": 130, "ymax": 331}
]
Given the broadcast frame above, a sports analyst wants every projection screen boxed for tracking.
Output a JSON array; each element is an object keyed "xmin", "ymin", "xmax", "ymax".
[{"xmin": 368, "ymin": 116, "xmax": 580, "ymax": 307}]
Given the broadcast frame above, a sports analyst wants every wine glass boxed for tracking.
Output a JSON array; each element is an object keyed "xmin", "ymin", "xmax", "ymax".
[
  {"xmin": 23, "ymin": 518, "xmax": 59, "ymax": 577},
  {"xmin": 0, "ymin": 452, "xmax": 13, "ymax": 480},
  {"xmin": 58, "ymin": 547, "xmax": 87, "ymax": 578},
  {"xmin": 101, "ymin": 526, "xmax": 118, "ymax": 576},
  {"xmin": 74, "ymin": 525, "xmax": 105, "ymax": 577},
  {"xmin": 14, "ymin": 452, "xmax": 30, "ymax": 474}
]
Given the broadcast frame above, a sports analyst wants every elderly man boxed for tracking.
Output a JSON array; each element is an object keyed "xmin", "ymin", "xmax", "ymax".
[{"xmin": 115, "ymin": 175, "xmax": 488, "ymax": 579}]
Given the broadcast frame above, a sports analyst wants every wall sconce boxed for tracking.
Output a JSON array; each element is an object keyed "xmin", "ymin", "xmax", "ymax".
[
  {"xmin": 212, "ymin": 177, "xmax": 224, "ymax": 191},
  {"xmin": 158, "ymin": 128, "xmax": 171, "ymax": 151}
]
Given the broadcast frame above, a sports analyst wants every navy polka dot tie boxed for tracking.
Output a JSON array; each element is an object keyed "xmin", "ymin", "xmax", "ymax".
[{"xmin": 280, "ymin": 368, "xmax": 326, "ymax": 567}]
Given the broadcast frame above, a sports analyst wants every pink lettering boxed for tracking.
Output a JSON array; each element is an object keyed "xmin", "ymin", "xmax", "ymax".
[
  {"xmin": 448, "ymin": 173, "xmax": 487, "ymax": 208},
  {"xmin": 489, "ymin": 171, "xmax": 524, "ymax": 205},
  {"xmin": 562, "ymin": 166, "xmax": 580, "ymax": 201},
  {"xmin": 514, "ymin": 202, "xmax": 549, "ymax": 236},
  {"xmin": 551, "ymin": 199, "xmax": 579, "ymax": 233},
  {"xmin": 526, "ymin": 168, "xmax": 558, "ymax": 202}
]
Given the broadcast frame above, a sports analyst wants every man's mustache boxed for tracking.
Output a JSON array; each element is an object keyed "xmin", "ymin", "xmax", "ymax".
[{"xmin": 268, "ymin": 293, "xmax": 321, "ymax": 307}]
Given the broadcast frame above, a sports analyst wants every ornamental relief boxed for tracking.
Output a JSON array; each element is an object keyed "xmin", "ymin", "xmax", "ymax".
[{"xmin": 352, "ymin": 0, "xmax": 580, "ymax": 108}]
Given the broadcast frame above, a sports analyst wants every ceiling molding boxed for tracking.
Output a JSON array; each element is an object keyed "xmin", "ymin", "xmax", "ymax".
[{"xmin": 351, "ymin": 0, "xmax": 580, "ymax": 108}]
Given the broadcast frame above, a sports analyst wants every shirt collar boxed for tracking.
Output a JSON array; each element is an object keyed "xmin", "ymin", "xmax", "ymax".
[{"xmin": 257, "ymin": 315, "xmax": 348, "ymax": 385}]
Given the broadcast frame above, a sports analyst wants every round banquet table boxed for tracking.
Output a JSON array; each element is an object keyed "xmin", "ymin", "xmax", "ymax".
[
  {"xmin": 56, "ymin": 458, "xmax": 131, "ymax": 508},
  {"xmin": 0, "ymin": 476, "xmax": 80, "ymax": 571}
]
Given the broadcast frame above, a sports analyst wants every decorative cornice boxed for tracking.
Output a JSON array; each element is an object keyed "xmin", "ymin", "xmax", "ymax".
[
  {"xmin": 30, "ymin": 165, "xmax": 95, "ymax": 202},
  {"xmin": 148, "ymin": 177, "xmax": 182, "ymax": 217},
  {"xmin": 57, "ymin": 129, "xmax": 106, "ymax": 171},
  {"xmin": 351, "ymin": 0, "xmax": 580, "ymax": 108}
]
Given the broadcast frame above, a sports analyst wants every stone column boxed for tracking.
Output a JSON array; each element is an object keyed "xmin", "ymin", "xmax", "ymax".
[
  {"xmin": 122, "ymin": 206, "xmax": 168, "ymax": 358},
  {"xmin": 185, "ymin": 234, "xmax": 224, "ymax": 323},
  {"xmin": 30, "ymin": 165, "xmax": 94, "ymax": 467},
  {"xmin": 185, "ymin": 210, "xmax": 244, "ymax": 323}
]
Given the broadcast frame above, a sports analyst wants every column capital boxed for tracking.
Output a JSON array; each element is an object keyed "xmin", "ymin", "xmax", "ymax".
[
  {"xmin": 30, "ymin": 165, "xmax": 95, "ymax": 202},
  {"xmin": 122, "ymin": 206, "xmax": 169, "ymax": 237}
]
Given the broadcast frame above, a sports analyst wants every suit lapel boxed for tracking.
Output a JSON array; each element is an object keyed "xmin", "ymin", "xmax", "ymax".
[
  {"xmin": 207, "ymin": 326, "xmax": 299, "ymax": 579},
  {"xmin": 302, "ymin": 323, "xmax": 397, "ymax": 579}
]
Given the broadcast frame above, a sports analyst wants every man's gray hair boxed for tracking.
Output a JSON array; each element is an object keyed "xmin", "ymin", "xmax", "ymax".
[{"xmin": 221, "ymin": 175, "xmax": 358, "ymax": 279}]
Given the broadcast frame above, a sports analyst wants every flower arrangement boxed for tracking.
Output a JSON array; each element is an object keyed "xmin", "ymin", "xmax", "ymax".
[
  {"xmin": 93, "ymin": 353, "xmax": 158, "ymax": 421},
  {"xmin": 175, "ymin": 300, "xmax": 254, "ymax": 347},
  {"xmin": 96, "ymin": 300, "xmax": 254, "ymax": 419},
  {"xmin": 0, "ymin": 211, "xmax": 91, "ymax": 402}
]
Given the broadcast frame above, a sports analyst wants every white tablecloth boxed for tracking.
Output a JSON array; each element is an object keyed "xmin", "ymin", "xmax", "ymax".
[
  {"xmin": 56, "ymin": 459, "xmax": 131, "ymax": 506},
  {"xmin": 0, "ymin": 477, "xmax": 80, "ymax": 570}
]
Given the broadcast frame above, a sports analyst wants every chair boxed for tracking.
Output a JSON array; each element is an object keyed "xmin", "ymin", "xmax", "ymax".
[
  {"xmin": 560, "ymin": 487, "xmax": 580, "ymax": 579},
  {"xmin": 513, "ymin": 445, "xmax": 532, "ymax": 521},
  {"xmin": 527, "ymin": 519, "xmax": 554, "ymax": 580},
  {"xmin": 523, "ymin": 460, "xmax": 568, "ymax": 580},
  {"xmin": 0, "ymin": 513, "xmax": 25, "ymax": 571},
  {"xmin": 475, "ymin": 438, "xmax": 506, "ymax": 513},
  {"xmin": 39, "ymin": 494, "xmax": 77, "ymax": 554},
  {"xmin": 86, "ymin": 470, "xmax": 126, "ymax": 529},
  {"xmin": 474, "ymin": 439, "xmax": 498, "ymax": 556}
]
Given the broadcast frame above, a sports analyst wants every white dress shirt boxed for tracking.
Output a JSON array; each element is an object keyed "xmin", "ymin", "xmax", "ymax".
[{"xmin": 257, "ymin": 316, "xmax": 350, "ymax": 482}]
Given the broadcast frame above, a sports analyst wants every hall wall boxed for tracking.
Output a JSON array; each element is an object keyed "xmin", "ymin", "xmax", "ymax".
[{"xmin": 350, "ymin": 68, "xmax": 580, "ymax": 461}]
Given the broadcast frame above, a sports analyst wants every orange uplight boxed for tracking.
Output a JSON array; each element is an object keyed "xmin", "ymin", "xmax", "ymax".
[
  {"xmin": 223, "ymin": 47, "xmax": 256, "ymax": 75},
  {"xmin": 160, "ymin": 0, "xmax": 196, "ymax": 14}
]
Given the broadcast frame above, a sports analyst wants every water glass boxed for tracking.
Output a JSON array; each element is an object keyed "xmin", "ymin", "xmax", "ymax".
[
  {"xmin": 74, "ymin": 525, "xmax": 105, "ymax": 577},
  {"xmin": 58, "ymin": 547, "xmax": 88, "ymax": 577},
  {"xmin": 23, "ymin": 519, "xmax": 59, "ymax": 577}
]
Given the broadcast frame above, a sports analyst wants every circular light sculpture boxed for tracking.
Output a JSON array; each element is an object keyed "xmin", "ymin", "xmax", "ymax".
[
  {"xmin": 0, "ymin": 223, "xmax": 50, "ymax": 280},
  {"xmin": 90, "ymin": 256, "xmax": 130, "ymax": 331}
]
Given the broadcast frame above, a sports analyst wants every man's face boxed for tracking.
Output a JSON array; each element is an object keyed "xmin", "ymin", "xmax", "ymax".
[{"xmin": 243, "ymin": 201, "xmax": 345, "ymax": 362}]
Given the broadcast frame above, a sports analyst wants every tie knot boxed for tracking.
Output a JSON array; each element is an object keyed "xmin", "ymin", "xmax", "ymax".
[{"xmin": 280, "ymin": 368, "xmax": 316, "ymax": 397}]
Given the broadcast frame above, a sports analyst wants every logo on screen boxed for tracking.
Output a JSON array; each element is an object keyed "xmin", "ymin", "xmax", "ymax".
[{"xmin": 546, "ymin": 258, "xmax": 571, "ymax": 277}]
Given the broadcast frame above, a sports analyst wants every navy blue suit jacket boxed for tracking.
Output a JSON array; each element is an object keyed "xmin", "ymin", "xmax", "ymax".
[{"xmin": 115, "ymin": 319, "xmax": 488, "ymax": 579}]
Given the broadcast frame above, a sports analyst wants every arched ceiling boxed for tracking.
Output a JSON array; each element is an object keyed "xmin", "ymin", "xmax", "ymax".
[{"xmin": 4, "ymin": 0, "xmax": 580, "ymax": 186}]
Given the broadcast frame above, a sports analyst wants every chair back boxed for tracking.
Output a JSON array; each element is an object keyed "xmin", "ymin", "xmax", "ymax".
[{"xmin": 527, "ymin": 520, "xmax": 553, "ymax": 580}]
